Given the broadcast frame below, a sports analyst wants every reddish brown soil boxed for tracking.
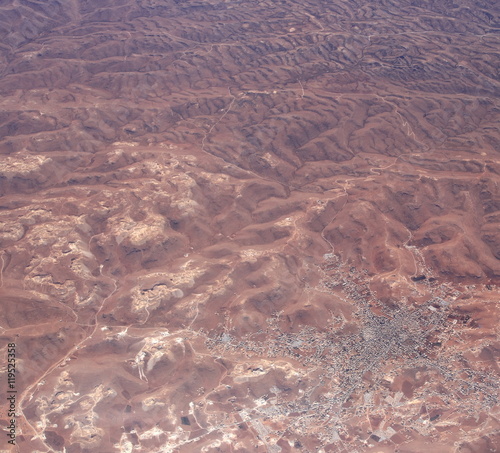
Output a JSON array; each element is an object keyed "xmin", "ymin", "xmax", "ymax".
[{"xmin": 0, "ymin": 0, "xmax": 499, "ymax": 452}]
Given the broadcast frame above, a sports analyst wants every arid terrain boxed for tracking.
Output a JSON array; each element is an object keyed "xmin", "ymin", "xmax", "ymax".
[{"xmin": 0, "ymin": 0, "xmax": 499, "ymax": 452}]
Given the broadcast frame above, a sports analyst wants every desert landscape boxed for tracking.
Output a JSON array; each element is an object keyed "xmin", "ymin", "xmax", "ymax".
[{"xmin": 0, "ymin": 0, "xmax": 499, "ymax": 452}]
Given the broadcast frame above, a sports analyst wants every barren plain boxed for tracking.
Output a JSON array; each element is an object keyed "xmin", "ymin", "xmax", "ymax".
[{"xmin": 0, "ymin": 0, "xmax": 499, "ymax": 452}]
